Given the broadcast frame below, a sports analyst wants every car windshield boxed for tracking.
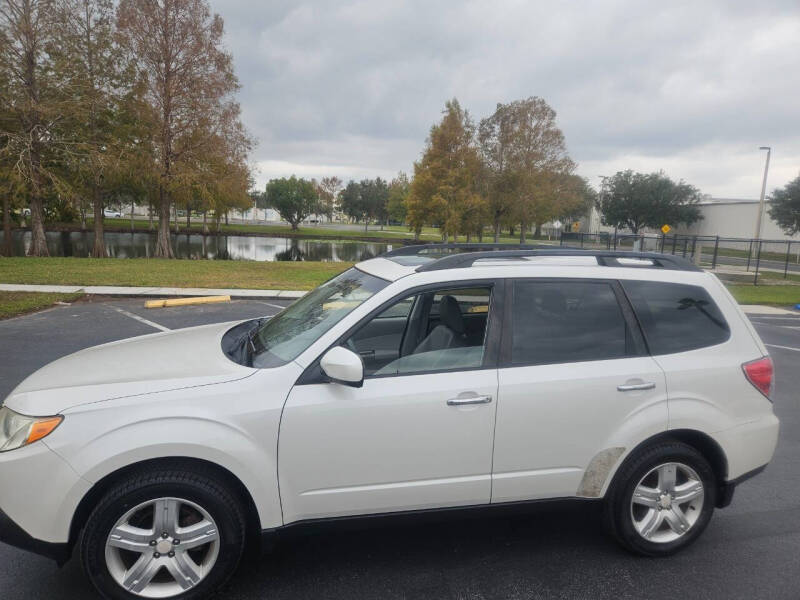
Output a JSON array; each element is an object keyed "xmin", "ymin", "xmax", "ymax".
[{"xmin": 251, "ymin": 268, "xmax": 388, "ymax": 368}]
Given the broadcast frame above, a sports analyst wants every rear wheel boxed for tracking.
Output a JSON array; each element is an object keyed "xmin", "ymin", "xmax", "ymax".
[
  {"xmin": 80, "ymin": 468, "xmax": 246, "ymax": 600},
  {"xmin": 604, "ymin": 441, "xmax": 716, "ymax": 556}
]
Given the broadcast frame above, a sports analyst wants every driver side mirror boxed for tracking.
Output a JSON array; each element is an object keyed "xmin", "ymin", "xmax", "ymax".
[{"xmin": 320, "ymin": 346, "xmax": 364, "ymax": 388}]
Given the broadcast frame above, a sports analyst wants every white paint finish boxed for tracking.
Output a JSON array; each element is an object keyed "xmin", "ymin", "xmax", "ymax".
[
  {"xmin": 493, "ymin": 357, "xmax": 668, "ymax": 502},
  {"xmin": 711, "ymin": 413, "xmax": 780, "ymax": 480},
  {"xmin": 319, "ymin": 346, "xmax": 363, "ymax": 384},
  {"xmin": 113, "ymin": 307, "xmax": 171, "ymax": 332},
  {"xmin": 0, "ymin": 441, "xmax": 91, "ymax": 543},
  {"xmin": 5, "ymin": 321, "xmax": 254, "ymax": 415},
  {"xmin": 0, "ymin": 257, "xmax": 783, "ymax": 550},
  {"xmin": 659, "ymin": 278, "xmax": 774, "ymax": 430},
  {"xmin": 43, "ymin": 364, "xmax": 302, "ymax": 537},
  {"xmin": 354, "ymin": 257, "xmax": 417, "ymax": 282},
  {"xmin": 279, "ymin": 369, "xmax": 498, "ymax": 523}
]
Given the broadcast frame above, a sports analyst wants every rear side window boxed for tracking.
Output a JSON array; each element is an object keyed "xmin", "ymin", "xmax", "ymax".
[
  {"xmin": 621, "ymin": 280, "xmax": 730, "ymax": 355},
  {"xmin": 510, "ymin": 280, "xmax": 639, "ymax": 365}
]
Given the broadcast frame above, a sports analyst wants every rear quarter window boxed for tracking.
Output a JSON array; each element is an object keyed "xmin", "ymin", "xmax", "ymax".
[{"xmin": 621, "ymin": 280, "xmax": 730, "ymax": 355}]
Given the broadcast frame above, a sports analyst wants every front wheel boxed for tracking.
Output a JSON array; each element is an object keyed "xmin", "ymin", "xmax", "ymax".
[
  {"xmin": 604, "ymin": 441, "xmax": 716, "ymax": 556},
  {"xmin": 80, "ymin": 468, "xmax": 246, "ymax": 600}
]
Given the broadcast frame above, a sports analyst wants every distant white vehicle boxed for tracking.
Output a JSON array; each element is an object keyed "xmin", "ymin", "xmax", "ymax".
[
  {"xmin": 103, "ymin": 208, "xmax": 123, "ymax": 218},
  {"xmin": 0, "ymin": 245, "xmax": 780, "ymax": 599}
]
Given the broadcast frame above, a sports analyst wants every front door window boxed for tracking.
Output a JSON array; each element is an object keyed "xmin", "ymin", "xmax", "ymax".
[{"xmin": 344, "ymin": 286, "xmax": 494, "ymax": 377}]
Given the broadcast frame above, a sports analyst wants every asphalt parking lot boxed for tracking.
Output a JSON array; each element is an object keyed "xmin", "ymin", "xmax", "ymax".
[{"xmin": 1, "ymin": 298, "xmax": 799, "ymax": 599}]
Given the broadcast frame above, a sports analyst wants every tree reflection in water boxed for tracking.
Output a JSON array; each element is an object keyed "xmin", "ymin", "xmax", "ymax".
[{"xmin": 2, "ymin": 230, "xmax": 389, "ymax": 262}]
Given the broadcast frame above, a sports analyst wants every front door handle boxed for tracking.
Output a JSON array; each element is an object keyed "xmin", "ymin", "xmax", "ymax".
[
  {"xmin": 617, "ymin": 382, "xmax": 656, "ymax": 392},
  {"xmin": 447, "ymin": 394, "xmax": 493, "ymax": 406}
]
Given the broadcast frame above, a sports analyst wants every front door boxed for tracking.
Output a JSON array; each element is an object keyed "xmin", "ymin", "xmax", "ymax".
[
  {"xmin": 278, "ymin": 282, "xmax": 501, "ymax": 524},
  {"xmin": 492, "ymin": 278, "xmax": 668, "ymax": 503}
]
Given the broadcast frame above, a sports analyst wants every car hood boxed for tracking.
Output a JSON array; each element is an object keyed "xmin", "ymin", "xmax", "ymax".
[{"xmin": 3, "ymin": 321, "xmax": 256, "ymax": 416}]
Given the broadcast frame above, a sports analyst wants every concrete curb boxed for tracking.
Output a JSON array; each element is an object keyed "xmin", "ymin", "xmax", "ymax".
[
  {"xmin": 740, "ymin": 305, "xmax": 798, "ymax": 316},
  {"xmin": 0, "ymin": 283, "xmax": 306, "ymax": 300}
]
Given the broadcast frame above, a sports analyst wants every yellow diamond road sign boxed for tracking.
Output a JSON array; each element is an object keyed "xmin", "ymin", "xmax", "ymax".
[{"xmin": 661, "ymin": 224, "xmax": 671, "ymax": 234}]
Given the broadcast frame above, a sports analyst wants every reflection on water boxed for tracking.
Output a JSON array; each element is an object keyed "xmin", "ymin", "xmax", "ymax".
[{"xmin": 2, "ymin": 231, "xmax": 390, "ymax": 262}]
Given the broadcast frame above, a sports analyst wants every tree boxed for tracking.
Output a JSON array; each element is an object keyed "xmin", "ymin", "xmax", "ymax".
[
  {"xmin": 338, "ymin": 180, "xmax": 362, "ymax": 223},
  {"xmin": 597, "ymin": 170, "xmax": 703, "ymax": 234},
  {"xmin": 0, "ymin": 157, "xmax": 24, "ymax": 256},
  {"xmin": 767, "ymin": 175, "xmax": 800, "ymax": 235},
  {"xmin": 265, "ymin": 176, "xmax": 318, "ymax": 230},
  {"xmin": 480, "ymin": 97, "xmax": 575, "ymax": 243},
  {"xmin": 0, "ymin": 0, "xmax": 57, "ymax": 256},
  {"xmin": 117, "ymin": 0, "xmax": 241, "ymax": 258},
  {"xmin": 336, "ymin": 178, "xmax": 387, "ymax": 230},
  {"xmin": 387, "ymin": 171, "xmax": 409, "ymax": 224},
  {"xmin": 317, "ymin": 176, "xmax": 341, "ymax": 223},
  {"xmin": 55, "ymin": 0, "xmax": 134, "ymax": 257},
  {"xmin": 546, "ymin": 174, "xmax": 596, "ymax": 235},
  {"xmin": 359, "ymin": 177, "xmax": 389, "ymax": 230},
  {"xmin": 407, "ymin": 99, "xmax": 486, "ymax": 241}
]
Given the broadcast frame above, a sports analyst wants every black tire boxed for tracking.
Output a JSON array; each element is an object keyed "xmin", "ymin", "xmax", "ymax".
[
  {"xmin": 80, "ymin": 466, "xmax": 246, "ymax": 600},
  {"xmin": 603, "ymin": 441, "xmax": 717, "ymax": 556}
]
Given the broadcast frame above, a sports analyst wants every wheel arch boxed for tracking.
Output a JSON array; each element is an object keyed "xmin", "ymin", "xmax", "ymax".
[
  {"xmin": 605, "ymin": 429, "xmax": 729, "ymax": 505},
  {"xmin": 67, "ymin": 456, "xmax": 263, "ymax": 554}
]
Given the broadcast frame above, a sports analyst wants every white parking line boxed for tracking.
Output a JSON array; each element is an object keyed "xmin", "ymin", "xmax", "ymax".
[
  {"xmin": 113, "ymin": 307, "xmax": 171, "ymax": 332},
  {"xmin": 766, "ymin": 343, "xmax": 800, "ymax": 353},
  {"xmin": 256, "ymin": 301, "xmax": 287, "ymax": 311}
]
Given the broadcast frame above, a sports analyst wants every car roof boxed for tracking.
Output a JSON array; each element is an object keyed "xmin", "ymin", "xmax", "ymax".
[{"xmin": 356, "ymin": 245, "xmax": 703, "ymax": 284}]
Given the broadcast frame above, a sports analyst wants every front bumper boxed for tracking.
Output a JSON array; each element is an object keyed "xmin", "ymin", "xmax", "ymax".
[
  {"xmin": 0, "ymin": 508, "xmax": 71, "ymax": 565},
  {"xmin": 0, "ymin": 441, "xmax": 91, "ymax": 563}
]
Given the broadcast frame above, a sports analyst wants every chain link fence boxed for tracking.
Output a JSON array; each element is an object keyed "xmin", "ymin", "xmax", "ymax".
[{"xmin": 560, "ymin": 232, "xmax": 800, "ymax": 285}]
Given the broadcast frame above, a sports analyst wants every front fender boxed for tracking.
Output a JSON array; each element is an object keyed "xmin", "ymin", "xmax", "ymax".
[
  {"xmin": 44, "ymin": 367, "xmax": 301, "ymax": 539},
  {"xmin": 65, "ymin": 418, "xmax": 281, "ymax": 531}
]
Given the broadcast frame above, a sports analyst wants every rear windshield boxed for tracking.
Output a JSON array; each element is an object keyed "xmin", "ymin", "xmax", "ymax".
[{"xmin": 621, "ymin": 280, "xmax": 730, "ymax": 355}]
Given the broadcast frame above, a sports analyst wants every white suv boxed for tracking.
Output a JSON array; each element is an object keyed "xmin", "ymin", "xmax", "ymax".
[{"xmin": 0, "ymin": 246, "xmax": 779, "ymax": 599}]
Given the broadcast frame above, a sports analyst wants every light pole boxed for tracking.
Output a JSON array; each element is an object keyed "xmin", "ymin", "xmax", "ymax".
[{"xmin": 754, "ymin": 146, "xmax": 771, "ymax": 240}]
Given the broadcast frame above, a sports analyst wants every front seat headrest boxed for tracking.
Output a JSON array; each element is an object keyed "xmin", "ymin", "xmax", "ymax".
[{"xmin": 438, "ymin": 295, "xmax": 465, "ymax": 334}]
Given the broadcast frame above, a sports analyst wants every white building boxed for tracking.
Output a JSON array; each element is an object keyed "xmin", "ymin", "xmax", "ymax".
[
  {"xmin": 577, "ymin": 197, "xmax": 798, "ymax": 242},
  {"xmin": 674, "ymin": 197, "xmax": 799, "ymax": 241}
]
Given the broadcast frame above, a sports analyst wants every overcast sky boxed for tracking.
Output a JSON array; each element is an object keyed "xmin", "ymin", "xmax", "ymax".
[{"xmin": 209, "ymin": 0, "xmax": 800, "ymax": 199}]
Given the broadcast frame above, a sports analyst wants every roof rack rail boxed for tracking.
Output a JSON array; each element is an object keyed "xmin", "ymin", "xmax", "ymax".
[
  {"xmin": 382, "ymin": 244, "xmax": 701, "ymax": 272},
  {"xmin": 383, "ymin": 242, "xmax": 554, "ymax": 257}
]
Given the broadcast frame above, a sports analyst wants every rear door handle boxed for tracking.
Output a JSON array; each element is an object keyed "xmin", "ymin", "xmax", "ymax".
[
  {"xmin": 447, "ymin": 394, "xmax": 493, "ymax": 406},
  {"xmin": 617, "ymin": 382, "xmax": 656, "ymax": 392}
]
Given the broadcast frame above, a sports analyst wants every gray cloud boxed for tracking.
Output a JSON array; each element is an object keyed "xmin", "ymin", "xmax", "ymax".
[{"xmin": 211, "ymin": 0, "xmax": 800, "ymax": 196}]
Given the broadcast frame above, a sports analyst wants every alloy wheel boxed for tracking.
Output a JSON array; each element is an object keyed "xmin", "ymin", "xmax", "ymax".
[
  {"xmin": 104, "ymin": 497, "xmax": 220, "ymax": 598},
  {"xmin": 629, "ymin": 462, "xmax": 705, "ymax": 543}
]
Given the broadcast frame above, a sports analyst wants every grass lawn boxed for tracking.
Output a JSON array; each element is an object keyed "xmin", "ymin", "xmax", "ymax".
[
  {"xmin": 726, "ymin": 284, "xmax": 800, "ymax": 306},
  {"xmin": 0, "ymin": 257, "xmax": 352, "ymax": 290},
  {"xmin": 0, "ymin": 291, "xmax": 85, "ymax": 320},
  {"xmin": 4, "ymin": 257, "xmax": 799, "ymax": 307}
]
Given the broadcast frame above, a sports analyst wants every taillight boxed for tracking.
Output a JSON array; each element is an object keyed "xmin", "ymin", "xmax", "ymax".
[{"xmin": 742, "ymin": 356, "xmax": 774, "ymax": 400}]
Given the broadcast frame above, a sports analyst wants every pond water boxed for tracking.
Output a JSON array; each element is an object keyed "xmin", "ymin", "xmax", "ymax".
[{"xmin": 1, "ymin": 231, "xmax": 392, "ymax": 262}]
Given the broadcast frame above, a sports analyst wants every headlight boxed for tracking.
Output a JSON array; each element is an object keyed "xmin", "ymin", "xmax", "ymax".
[{"xmin": 0, "ymin": 406, "xmax": 63, "ymax": 452}]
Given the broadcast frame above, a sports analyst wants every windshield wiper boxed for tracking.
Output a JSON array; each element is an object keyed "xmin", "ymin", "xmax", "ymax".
[{"xmin": 242, "ymin": 318, "xmax": 269, "ymax": 367}]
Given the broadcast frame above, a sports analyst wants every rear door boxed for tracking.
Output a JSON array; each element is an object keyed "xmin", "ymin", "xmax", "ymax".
[{"xmin": 492, "ymin": 278, "xmax": 668, "ymax": 503}]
